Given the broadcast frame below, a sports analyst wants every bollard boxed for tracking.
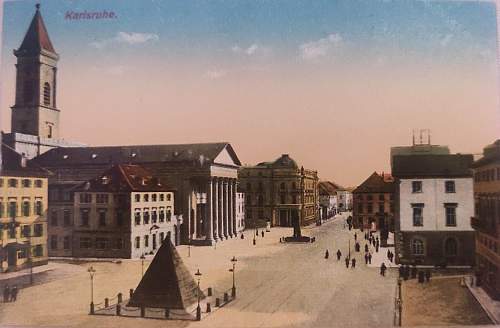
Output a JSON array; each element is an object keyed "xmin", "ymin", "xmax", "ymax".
[
  {"xmin": 206, "ymin": 303, "xmax": 211, "ymax": 313},
  {"xmin": 129, "ymin": 288, "xmax": 134, "ymax": 298},
  {"xmin": 164, "ymin": 308, "xmax": 170, "ymax": 319},
  {"xmin": 89, "ymin": 302, "xmax": 95, "ymax": 315},
  {"xmin": 207, "ymin": 287, "xmax": 212, "ymax": 297},
  {"xmin": 215, "ymin": 298, "xmax": 220, "ymax": 307},
  {"xmin": 224, "ymin": 292, "xmax": 229, "ymax": 302},
  {"xmin": 116, "ymin": 304, "xmax": 121, "ymax": 316},
  {"xmin": 140, "ymin": 305, "xmax": 145, "ymax": 317},
  {"xmin": 105, "ymin": 298, "xmax": 109, "ymax": 308},
  {"xmin": 117, "ymin": 292, "xmax": 123, "ymax": 304}
]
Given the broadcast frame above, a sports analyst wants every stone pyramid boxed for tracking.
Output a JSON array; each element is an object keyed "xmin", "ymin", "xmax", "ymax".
[{"xmin": 128, "ymin": 240, "xmax": 205, "ymax": 309}]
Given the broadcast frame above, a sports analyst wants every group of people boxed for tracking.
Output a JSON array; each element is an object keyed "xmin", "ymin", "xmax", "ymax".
[
  {"xmin": 3, "ymin": 285, "xmax": 19, "ymax": 302},
  {"xmin": 399, "ymin": 264, "xmax": 432, "ymax": 283},
  {"xmin": 386, "ymin": 249, "xmax": 394, "ymax": 263}
]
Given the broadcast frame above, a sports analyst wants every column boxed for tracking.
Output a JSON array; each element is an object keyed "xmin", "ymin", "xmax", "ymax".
[
  {"xmin": 218, "ymin": 179, "xmax": 224, "ymax": 239},
  {"xmin": 213, "ymin": 178, "xmax": 219, "ymax": 241},
  {"xmin": 224, "ymin": 179, "xmax": 229, "ymax": 238},
  {"xmin": 228, "ymin": 180, "xmax": 234, "ymax": 237},
  {"xmin": 232, "ymin": 179, "xmax": 237, "ymax": 236},
  {"xmin": 205, "ymin": 179, "xmax": 213, "ymax": 243}
]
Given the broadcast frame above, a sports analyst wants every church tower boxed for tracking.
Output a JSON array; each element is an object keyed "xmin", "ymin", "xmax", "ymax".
[{"xmin": 11, "ymin": 4, "xmax": 60, "ymax": 140}]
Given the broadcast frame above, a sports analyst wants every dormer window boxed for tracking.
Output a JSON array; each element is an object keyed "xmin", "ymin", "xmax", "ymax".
[
  {"xmin": 131, "ymin": 152, "xmax": 137, "ymax": 158},
  {"xmin": 91, "ymin": 154, "xmax": 98, "ymax": 159},
  {"xmin": 63, "ymin": 155, "xmax": 69, "ymax": 159},
  {"xmin": 101, "ymin": 176, "xmax": 109, "ymax": 185}
]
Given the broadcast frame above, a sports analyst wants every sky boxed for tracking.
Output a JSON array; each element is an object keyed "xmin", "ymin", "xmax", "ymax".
[{"xmin": 1, "ymin": 0, "xmax": 499, "ymax": 186}]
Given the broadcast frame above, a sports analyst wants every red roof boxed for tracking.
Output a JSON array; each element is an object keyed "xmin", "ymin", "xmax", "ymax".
[{"xmin": 16, "ymin": 5, "xmax": 56, "ymax": 55}]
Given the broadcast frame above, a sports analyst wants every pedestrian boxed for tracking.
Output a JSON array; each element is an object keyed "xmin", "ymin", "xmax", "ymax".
[
  {"xmin": 376, "ymin": 239, "xmax": 380, "ymax": 249},
  {"xmin": 411, "ymin": 265, "xmax": 417, "ymax": 279},
  {"xmin": 337, "ymin": 249, "xmax": 342, "ymax": 261},
  {"xmin": 325, "ymin": 249, "xmax": 329, "ymax": 259},
  {"xmin": 387, "ymin": 249, "xmax": 391, "ymax": 259},
  {"xmin": 345, "ymin": 257, "xmax": 350, "ymax": 268},
  {"xmin": 398, "ymin": 265, "xmax": 404, "ymax": 278},
  {"xmin": 3, "ymin": 285, "xmax": 10, "ymax": 303},
  {"xmin": 351, "ymin": 258, "xmax": 356, "ymax": 269},
  {"xmin": 10, "ymin": 286, "xmax": 18, "ymax": 302},
  {"xmin": 241, "ymin": 233, "xmax": 244, "ymax": 239},
  {"xmin": 354, "ymin": 232, "xmax": 357, "ymax": 241},
  {"xmin": 375, "ymin": 244, "xmax": 379, "ymax": 253},
  {"xmin": 380, "ymin": 263, "xmax": 387, "ymax": 276},
  {"xmin": 368, "ymin": 252, "xmax": 372, "ymax": 264},
  {"xmin": 365, "ymin": 244, "xmax": 369, "ymax": 253},
  {"xmin": 425, "ymin": 270, "xmax": 431, "ymax": 282},
  {"xmin": 364, "ymin": 253, "xmax": 369, "ymax": 264},
  {"xmin": 355, "ymin": 242, "xmax": 360, "ymax": 252}
]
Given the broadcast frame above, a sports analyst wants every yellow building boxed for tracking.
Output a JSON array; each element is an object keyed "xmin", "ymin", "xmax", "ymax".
[{"xmin": 0, "ymin": 144, "xmax": 49, "ymax": 272}]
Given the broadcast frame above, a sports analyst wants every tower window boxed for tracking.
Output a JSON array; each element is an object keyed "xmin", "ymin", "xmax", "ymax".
[{"xmin": 43, "ymin": 83, "xmax": 51, "ymax": 106}]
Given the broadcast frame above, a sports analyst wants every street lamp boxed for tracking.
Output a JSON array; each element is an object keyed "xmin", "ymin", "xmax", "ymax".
[
  {"xmin": 87, "ymin": 266, "xmax": 96, "ymax": 314},
  {"xmin": 194, "ymin": 269, "xmax": 202, "ymax": 321},
  {"xmin": 188, "ymin": 238, "xmax": 191, "ymax": 257},
  {"xmin": 140, "ymin": 254, "xmax": 145, "ymax": 277},
  {"xmin": 229, "ymin": 256, "xmax": 237, "ymax": 298}
]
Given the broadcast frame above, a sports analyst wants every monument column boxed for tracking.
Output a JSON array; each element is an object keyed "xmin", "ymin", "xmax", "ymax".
[
  {"xmin": 205, "ymin": 179, "xmax": 214, "ymax": 243},
  {"xmin": 213, "ymin": 178, "xmax": 219, "ymax": 241}
]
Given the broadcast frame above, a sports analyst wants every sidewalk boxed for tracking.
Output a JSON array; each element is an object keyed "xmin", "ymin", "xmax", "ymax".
[
  {"xmin": 466, "ymin": 277, "xmax": 500, "ymax": 324},
  {"xmin": 0, "ymin": 262, "xmax": 55, "ymax": 282}
]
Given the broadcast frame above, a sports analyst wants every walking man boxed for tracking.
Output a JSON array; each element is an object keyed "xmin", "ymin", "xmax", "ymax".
[
  {"xmin": 364, "ymin": 253, "xmax": 369, "ymax": 265},
  {"xmin": 10, "ymin": 286, "xmax": 18, "ymax": 302},
  {"xmin": 3, "ymin": 285, "xmax": 10, "ymax": 303},
  {"xmin": 345, "ymin": 257, "xmax": 350, "ymax": 268},
  {"xmin": 261, "ymin": 231, "xmax": 264, "ymax": 238},
  {"xmin": 368, "ymin": 252, "xmax": 372, "ymax": 264},
  {"xmin": 351, "ymin": 258, "xmax": 356, "ymax": 269},
  {"xmin": 337, "ymin": 249, "xmax": 342, "ymax": 261},
  {"xmin": 365, "ymin": 244, "xmax": 369, "ymax": 253},
  {"xmin": 380, "ymin": 263, "xmax": 387, "ymax": 276},
  {"xmin": 354, "ymin": 232, "xmax": 357, "ymax": 241},
  {"xmin": 325, "ymin": 249, "xmax": 329, "ymax": 259}
]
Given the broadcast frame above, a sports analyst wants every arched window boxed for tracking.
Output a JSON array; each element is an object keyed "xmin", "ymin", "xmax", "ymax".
[
  {"xmin": 444, "ymin": 238, "xmax": 458, "ymax": 256},
  {"xmin": 43, "ymin": 82, "xmax": 51, "ymax": 106},
  {"xmin": 412, "ymin": 239, "xmax": 424, "ymax": 255}
]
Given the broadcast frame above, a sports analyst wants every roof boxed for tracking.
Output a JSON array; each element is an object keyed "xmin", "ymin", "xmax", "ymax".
[
  {"xmin": 318, "ymin": 181, "xmax": 341, "ymax": 195},
  {"xmin": 32, "ymin": 142, "xmax": 241, "ymax": 167},
  {"xmin": 353, "ymin": 172, "xmax": 395, "ymax": 194},
  {"xmin": 472, "ymin": 140, "xmax": 500, "ymax": 168},
  {"xmin": 72, "ymin": 164, "xmax": 174, "ymax": 193},
  {"xmin": 15, "ymin": 5, "xmax": 57, "ymax": 56},
  {"xmin": 128, "ymin": 239, "xmax": 205, "ymax": 309},
  {"xmin": 257, "ymin": 154, "xmax": 298, "ymax": 169},
  {"xmin": 1, "ymin": 141, "xmax": 48, "ymax": 178},
  {"xmin": 392, "ymin": 154, "xmax": 473, "ymax": 178}
]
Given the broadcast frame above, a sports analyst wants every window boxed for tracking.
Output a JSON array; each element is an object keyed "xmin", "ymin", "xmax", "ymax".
[
  {"xmin": 166, "ymin": 209, "xmax": 172, "ymax": 221},
  {"xmin": 258, "ymin": 195, "xmax": 264, "ymax": 206},
  {"xmin": 79, "ymin": 193, "xmax": 92, "ymax": 203},
  {"xmin": 80, "ymin": 209, "xmax": 90, "ymax": 226},
  {"xmin": 35, "ymin": 201, "xmax": 43, "ymax": 216},
  {"xmin": 143, "ymin": 211, "xmax": 150, "ymax": 224},
  {"xmin": 280, "ymin": 182, "xmax": 286, "ymax": 190},
  {"xmin": 160, "ymin": 232, "xmax": 165, "ymax": 243},
  {"xmin": 379, "ymin": 194, "xmax": 384, "ymax": 201},
  {"xmin": 18, "ymin": 249, "xmax": 27, "ymax": 259},
  {"xmin": 134, "ymin": 212, "xmax": 141, "ymax": 225},
  {"xmin": 135, "ymin": 236, "xmax": 140, "ymax": 249},
  {"xmin": 151, "ymin": 210, "xmax": 158, "ymax": 223},
  {"xmin": 246, "ymin": 183, "xmax": 252, "ymax": 191},
  {"xmin": 135, "ymin": 194, "xmax": 140, "ymax": 202},
  {"xmin": 445, "ymin": 204, "xmax": 457, "ymax": 226},
  {"xmin": 8, "ymin": 179, "xmax": 18, "ymax": 188},
  {"xmin": 63, "ymin": 236, "xmax": 70, "ymax": 250},
  {"xmin": 367, "ymin": 195, "xmax": 373, "ymax": 201},
  {"xmin": 144, "ymin": 235, "xmax": 149, "ymax": 247},
  {"xmin": 98, "ymin": 210, "xmax": 106, "ymax": 226},
  {"xmin": 80, "ymin": 237, "xmax": 92, "ymax": 249},
  {"xmin": 0, "ymin": 202, "xmax": 4, "ymax": 218},
  {"xmin": 96, "ymin": 194, "xmax": 108, "ymax": 204},
  {"xmin": 34, "ymin": 180, "xmax": 43, "ymax": 188},
  {"xmin": 159, "ymin": 209, "xmax": 165, "ymax": 222},
  {"xmin": 50, "ymin": 235, "xmax": 58, "ymax": 249},
  {"xmin": 444, "ymin": 238, "xmax": 458, "ymax": 256},
  {"xmin": 21, "ymin": 225, "xmax": 30, "ymax": 237},
  {"xmin": 159, "ymin": 194, "xmax": 165, "ymax": 201},
  {"xmin": 63, "ymin": 210, "xmax": 71, "ymax": 226},
  {"xmin": 292, "ymin": 182, "xmax": 297, "ymax": 190},
  {"xmin": 246, "ymin": 195, "xmax": 252, "ymax": 206},
  {"xmin": 116, "ymin": 211, "xmax": 124, "ymax": 227},
  {"xmin": 357, "ymin": 203, "xmax": 363, "ymax": 213},
  {"xmin": 412, "ymin": 204, "xmax": 424, "ymax": 226},
  {"xmin": 22, "ymin": 179, "xmax": 31, "ymax": 187},
  {"xmin": 367, "ymin": 204, "xmax": 373, "ymax": 213},
  {"xmin": 152, "ymin": 194, "xmax": 157, "ymax": 202},
  {"xmin": 412, "ymin": 181, "xmax": 423, "ymax": 193},
  {"xmin": 166, "ymin": 194, "xmax": 171, "ymax": 201},
  {"xmin": 378, "ymin": 203, "xmax": 384, "ymax": 214},
  {"xmin": 152, "ymin": 234, "xmax": 157, "ymax": 250},
  {"xmin": 51, "ymin": 210, "xmax": 58, "ymax": 226},
  {"xmin": 43, "ymin": 82, "xmax": 51, "ymax": 106},
  {"xmin": 412, "ymin": 239, "xmax": 424, "ymax": 255},
  {"xmin": 0, "ymin": 179, "xmax": 3, "ymax": 187},
  {"xmin": 95, "ymin": 238, "xmax": 108, "ymax": 250},
  {"xmin": 143, "ymin": 194, "xmax": 149, "ymax": 202},
  {"xmin": 445, "ymin": 181, "xmax": 455, "ymax": 193},
  {"xmin": 23, "ymin": 201, "xmax": 31, "ymax": 216},
  {"xmin": 34, "ymin": 245, "xmax": 43, "ymax": 257},
  {"xmin": 292, "ymin": 195, "xmax": 297, "ymax": 204},
  {"xmin": 34, "ymin": 224, "xmax": 43, "ymax": 237},
  {"xmin": 280, "ymin": 194, "xmax": 286, "ymax": 204}
]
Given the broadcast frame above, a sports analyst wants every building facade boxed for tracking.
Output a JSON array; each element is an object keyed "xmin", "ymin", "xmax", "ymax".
[
  {"xmin": 0, "ymin": 144, "xmax": 48, "ymax": 272},
  {"xmin": 393, "ymin": 154, "xmax": 475, "ymax": 266},
  {"xmin": 235, "ymin": 192, "xmax": 245, "ymax": 233},
  {"xmin": 318, "ymin": 181, "xmax": 338, "ymax": 221},
  {"xmin": 238, "ymin": 154, "xmax": 319, "ymax": 227},
  {"xmin": 52, "ymin": 164, "xmax": 181, "ymax": 259},
  {"xmin": 471, "ymin": 140, "xmax": 500, "ymax": 299},
  {"xmin": 352, "ymin": 172, "xmax": 395, "ymax": 232}
]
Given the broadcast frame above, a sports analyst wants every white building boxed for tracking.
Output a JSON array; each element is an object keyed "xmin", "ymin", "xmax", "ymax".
[
  {"xmin": 318, "ymin": 181, "xmax": 338, "ymax": 220},
  {"xmin": 235, "ymin": 192, "xmax": 245, "ymax": 233},
  {"xmin": 393, "ymin": 153, "xmax": 475, "ymax": 266}
]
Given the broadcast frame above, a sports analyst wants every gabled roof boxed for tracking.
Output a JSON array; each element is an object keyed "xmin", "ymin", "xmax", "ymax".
[
  {"xmin": 32, "ymin": 142, "xmax": 241, "ymax": 167},
  {"xmin": 472, "ymin": 140, "xmax": 500, "ymax": 168},
  {"xmin": 318, "ymin": 181, "xmax": 340, "ymax": 196},
  {"xmin": 257, "ymin": 154, "xmax": 298, "ymax": 169},
  {"xmin": 16, "ymin": 5, "xmax": 57, "ymax": 56},
  {"xmin": 1, "ymin": 141, "xmax": 48, "ymax": 178},
  {"xmin": 72, "ymin": 164, "xmax": 174, "ymax": 193},
  {"xmin": 353, "ymin": 172, "xmax": 394, "ymax": 194},
  {"xmin": 128, "ymin": 239, "xmax": 205, "ymax": 309},
  {"xmin": 392, "ymin": 154, "xmax": 473, "ymax": 178}
]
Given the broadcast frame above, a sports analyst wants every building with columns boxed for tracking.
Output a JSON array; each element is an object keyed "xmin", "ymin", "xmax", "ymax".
[
  {"xmin": 238, "ymin": 154, "xmax": 319, "ymax": 227},
  {"xmin": 32, "ymin": 143, "xmax": 241, "ymax": 246}
]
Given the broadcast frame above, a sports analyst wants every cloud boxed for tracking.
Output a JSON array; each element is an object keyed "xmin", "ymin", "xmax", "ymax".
[
  {"xmin": 231, "ymin": 43, "xmax": 271, "ymax": 56},
  {"xmin": 299, "ymin": 33, "xmax": 343, "ymax": 61},
  {"xmin": 203, "ymin": 69, "xmax": 227, "ymax": 80},
  {"xmin": 90, "ymin": 32, "xmax": 159, "ymax": 49}
]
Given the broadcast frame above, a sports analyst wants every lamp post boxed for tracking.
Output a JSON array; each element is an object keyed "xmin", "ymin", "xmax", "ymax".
[
  {"xmin": 195, "ymin": 269, "xmax": 202, "ymax": 321},
  {"xmin": 188, "ymin": 238, "xmax": 191, "ymax": 257},
  {"xmin": 88, "ymin": 266, "xmax": 96, "ymax": 314},
  {"xmin": 140, "ymin": 254, "xmax": 145, "ymax": 277},
  {"xmin": 230, "ymin": 256, "xmax": 237, "ymax": 298}
]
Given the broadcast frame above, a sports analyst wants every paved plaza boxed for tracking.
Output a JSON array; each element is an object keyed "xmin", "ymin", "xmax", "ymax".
[{"xmin": 0, "ymin": 213, "xmax": 398, "ymax": 328}]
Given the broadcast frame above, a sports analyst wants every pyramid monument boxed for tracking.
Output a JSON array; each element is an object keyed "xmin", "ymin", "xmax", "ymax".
[{"xmin": 128, "ymin": 240, "xmax": 205, "ymax": 309}]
